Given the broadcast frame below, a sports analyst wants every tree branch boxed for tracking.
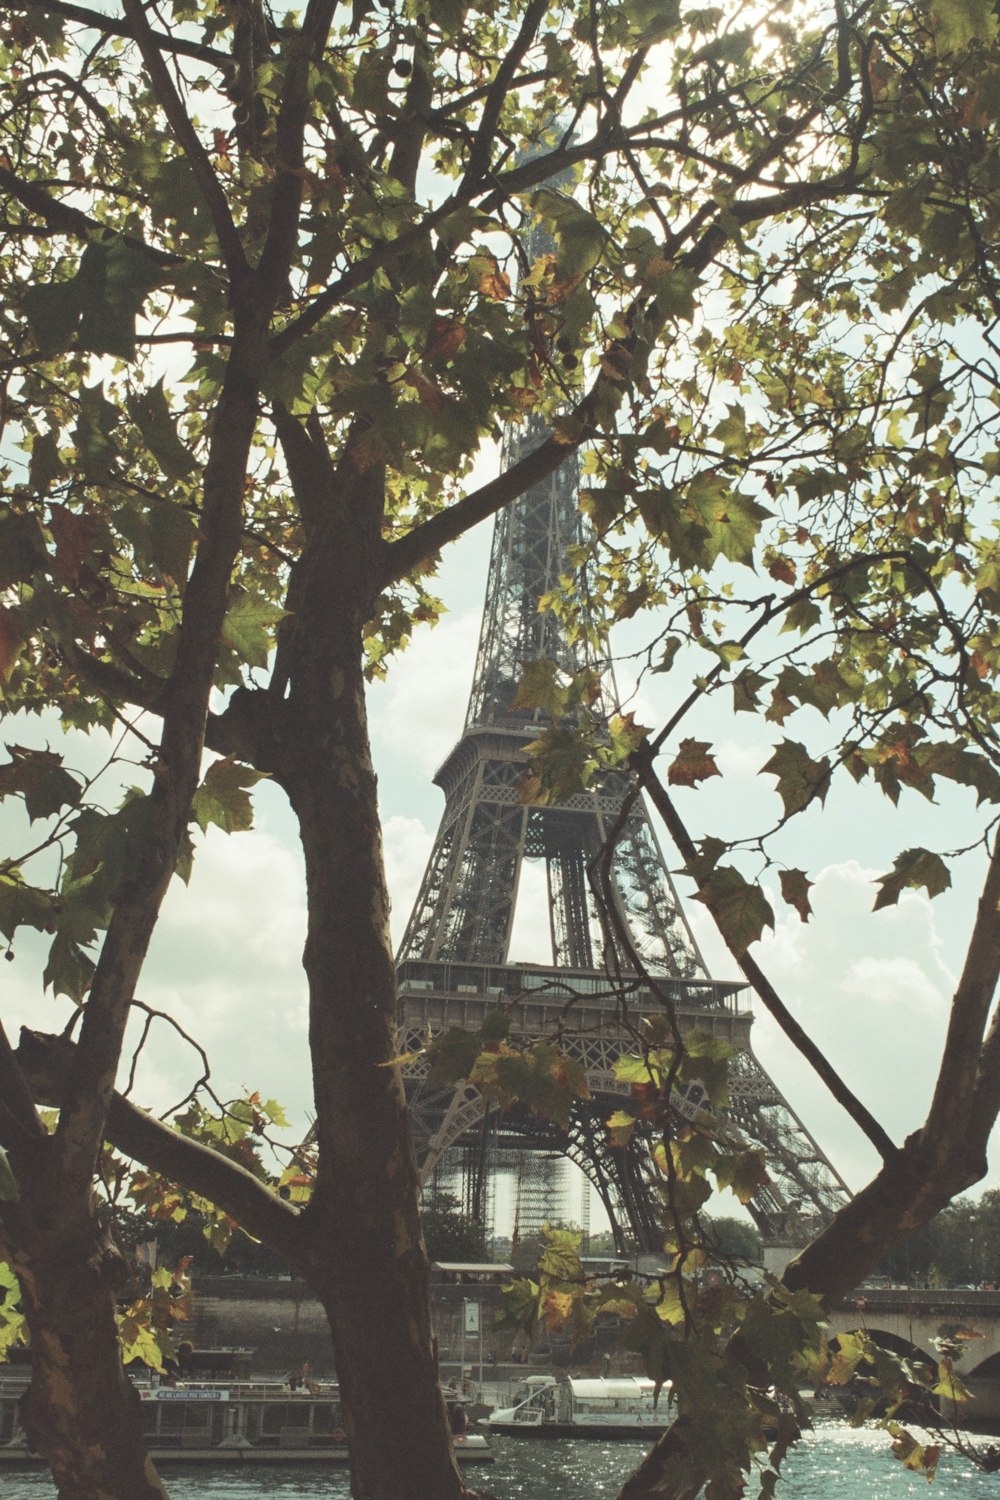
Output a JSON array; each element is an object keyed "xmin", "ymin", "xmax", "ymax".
[
  {"xmin": 927, "ymin": 833, "xmax": 1000, "ymax": 1153},
  {"xmin": 0, "ymin": 1022, "xmax": 46, "ymax": 1150},
  {"xmin": 458, "ymin": 0, "xmax": 549, "ymax": 193},
  {"xmin": 0, "ymin": 164, "xmax": 183, "ymax": 269},
  {"xmin": 633, "ymin": 747, "xmax": 900, "ymax": 1163},
  {"xmin": 257, "ymin": 0, "xmax": 337, "ymax": 296},
  {"xmin": 16, "ymin": 1028, "xmax": 307, "ymax": 1267},
  {"xmin": 119, "ymin": 0, "xmax": 248, "ymax": 283},
  {"xmin": 2, "ymin": 0, "xmax": 232, "ymax": 66}
]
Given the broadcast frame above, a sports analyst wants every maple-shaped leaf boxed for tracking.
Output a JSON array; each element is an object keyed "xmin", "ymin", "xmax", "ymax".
[
  {"xmin": 885, "ymin": 1422, "xmax": 941, "ymax": 1480},
  {"xmin": 127, "ymin": 379, "xmax": 198, "ymax": 482},
  {"xmin": 495, "ymin": 1277, "xmax": 540, "ymax": 1331},
  {"xmin": 714, "ymin": 1147, "xmax": 769, "ymax": 1205},
  {"xmin": 760, "ymin": 739, "xmax": 831, "ymax": 816},
  {"xmin": 487, "ymin": 1042, "xmax": 590, "ymax": 1127},
  {"xmin": 873, "ymin": 847, "xmax": 952, "ymax": 909},
  {"xmin": 694, "ymin": 866, "xmax": 774, "ymax": 953},
  {"xmin": 423, "ymin": 316, "xmax": 466, "ymax": 362},
  {"xmin": 668, "ymin": 738, "xmax": 721, "ymax": 787},
  {"xmin": 423, "ymin": 1012, "xmax": 512, "ymax": 1090},
  {"xmin": 0, "ymin": 746, "xmax": 82, "ymax": 823},
  {"xmin": 0, "ymin": 872, "xmax": 56, "ymax": 943},
  {"xmin": 931, "ymin": 1365, "xmax": 973, "ymax": 1402},
  {"xmin": 765, "ymin": 686, "xmax": 797, "ymax": 725},
  {"xmin": 825, "ymin": 1330, "xmax": 869, "ymax": 1385},
  {"xmin": 621, "ymin": 1303, "xmax": 674, "ymax": 1397},
  {"xmin": 222, "ymin": 594, "xmax": 287, "ymax": 670},
  {"xmin": 191, "ymin": 756, "xmax": 267, "ymax": 835},
  {"xmin": 732, "ymin": 668, "xmax": 768, "ymax": 714},
  {"xmin": 779, "ymin": 868, "xmax": 814, "ymax": 922},
  {"xmin": 607, "ymin": 712, "xmax": 649, "ymax": 764},
  {"xmin": 538, "ymin": 1226, "xmax": 584, "ymax": 1283},
  {"xmin": 202, "ymin": 1215, "xmax": 235, "ymax": 1256},
  {"xmin": 653, "ymin": 1273, "xmax": 688, "ymax": 1327},
  {"xmin": 613, "ymin": 1052, "xmax": 664, "ymax": 1088},
  {"xmin": 510, "ymin": 657, "xmax": 565, "ymax": 715},
  {"xmin": 542, "ymin": 1287, "xmax": 576, "ymax": 1333},
  {"xmin": 475, "ymin": 251, "xmax": 511, "ymax": 302}
]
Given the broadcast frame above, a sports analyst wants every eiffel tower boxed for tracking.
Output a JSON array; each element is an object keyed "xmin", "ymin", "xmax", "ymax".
[
  {"xmin": 395, "ymin": 426, "xmax": 850, "ymax": 1251},
  {"xmin": 396, "ymin": 199, "xmax": 850, "ymax": 1255}
]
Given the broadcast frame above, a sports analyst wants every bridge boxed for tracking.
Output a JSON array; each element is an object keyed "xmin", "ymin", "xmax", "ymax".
[{"xmin": 828, "ymin": 1288, "xmax": 1000, "ymax": 1424}]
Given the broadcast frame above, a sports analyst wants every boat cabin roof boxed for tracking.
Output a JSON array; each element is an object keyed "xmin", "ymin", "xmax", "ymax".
[{"xmin": 566, "ymin": 1378, "xmax": 660, "ymax": 1399}]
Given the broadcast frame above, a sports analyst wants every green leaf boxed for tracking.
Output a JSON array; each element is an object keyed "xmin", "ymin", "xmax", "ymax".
[
  {"xmin": 0, "ymin": 745, "xmax": 81, "ymax": 822},
  {"xmin": 926, "ymin": 0, "xmax": 999, "ymax": 52},
  {"xmin": 538, "ymin": 1225, "xmax": 584, "ymax": 1283},
  {"xmin": 714, "ymin": 1148, "xmax": 769, "ymax": 1204},
  {"xmin": 510, "ymin": 658, "xmax": 565, "ymax": 716},
  {"xmin": 23, "ymin": 238, "xmax": 161, "ymax": 361},
  {"xmin": 43, "ymin": 931, "xmax": 96, "ymax": 1002},
  {"xmin": 732, "ymin": 669, "xmax": 767, "ymax": 713},
  {"xmin": 0, "ymin": 873, "xmax": 56, "ymax": 942},
  {"xmin": 529, "ymin": 189, "xmax": 608, "ymax": 279},
  {"xmin": 605, "ymin": 1109, "xmax": 637, "ymax": 1146},
  {"xmin": 77, "ymin": 238, "xmax": 162, "ymax": 361},
  {"xmin": 128, "ymin": 380, "xmax": 198, "ymax": 481},
  {"xmin": 622, "ymin": 1303, "xmax": 674, "ymax": 1396},
  {"xmin": 694, "ymin": 866, "xmax": 774, "ymax": 953},
  {"xmin": 423, "ymin": 1013, "xmax": 511, "ymax": 1090},
  {"xmin": 613, "ymin": 1052, "xmax": 664, "ymax": 1088},
  {"xmin": 873, "ymin": 848, "xmax": 952, "ymax": 909},
  {"xmin": 760, "ymin": 740, "xmax": 831, "ymax": 817},
  {"xmin": 495, "ymin": 1277, "xmax": 540, "ymax": 1332},
  {"xmin": 485, "ymin": 1042, "xmax": 591, "ymax": 1127},
  {"xmin": 72, "ymin": 382, "xmax": 120, "ymax": 481},
  {"xmin": 191, "ymin": 756, "xmax": 267, "ymax": 834},
  {"xmin": 624, "ymin": 0, "xmax": 681, "ymax": 42},
  {"xmin": 28, "ymin": 431, "xmax": 62, "ymax": 493},
  {"xmin": 148, "ymin": 501, "xmax": 197, "ymax": 585},
  {"xmin": 222, "ymin": 594, "xmax": 287, "ymax": 670},
  {"xmin": 22, "ymin": 277, "xmax": 83, "ymax": 357}
]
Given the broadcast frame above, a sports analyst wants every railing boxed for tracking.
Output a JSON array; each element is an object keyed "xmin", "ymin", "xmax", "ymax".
[{"xmin": 397, "ymin": 958, "xmax": 748, "ymax": 1019}]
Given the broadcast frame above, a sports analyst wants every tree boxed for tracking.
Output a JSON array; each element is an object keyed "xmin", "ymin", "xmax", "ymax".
[
  {"xmin": 0, "ymin": 2, "xmax": 998, "ymax": 1499},
  {"xmin": 704, "ymin": 1218, "xmax": 762, "ymax": 1269},
  {"xmin": 421, "ymin": 1193, "xmax": 490, "ymax": 1265}
]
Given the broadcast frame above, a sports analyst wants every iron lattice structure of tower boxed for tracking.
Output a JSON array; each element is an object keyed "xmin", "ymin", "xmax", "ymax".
[
  {"xmin": 396, "ymin": 415, "xmax": 850, "ymax": 1251},
  {"xmin": 397, "ymin": 177, "xmax": 849, "ymax": 1249}
]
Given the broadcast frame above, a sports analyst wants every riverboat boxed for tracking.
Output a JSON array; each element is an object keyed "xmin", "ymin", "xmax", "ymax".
[
  {"xmin": 0, "ymin": 1373, "xmax": 492, "ymax": 1465},
  {"xmin": 485, "ymin": 1375, "xmax": 669, "ymax": 1437}
]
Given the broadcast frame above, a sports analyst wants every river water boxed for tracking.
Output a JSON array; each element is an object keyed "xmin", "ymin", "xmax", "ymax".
[{"xmin": 4, "ymin": 1425, "xmax": 1000, "ymax": 1499}]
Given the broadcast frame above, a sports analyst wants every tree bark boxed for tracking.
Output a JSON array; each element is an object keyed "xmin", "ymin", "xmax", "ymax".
[
  {"xmin": 270, "ymin": 585, "xmax": 468, "ymax": 1500},
  {"xmin": 2, "ymin": 1181, "xmax": 168, "ymax": 1500}
]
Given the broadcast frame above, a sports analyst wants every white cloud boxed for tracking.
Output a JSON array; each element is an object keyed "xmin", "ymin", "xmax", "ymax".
[
  {"xmin": 384, "ymin": 814, "xmax": 434, "ymax": 947},
  {"xmin": 131, "ymin": 826, "xmax": 311, "ymax": 1129},
  {"xmin": 369, "ymin": 610, "xmax": 481, "ymax": 777},
  {"xmin": 739, "ymin": 859, "xmax": 968, "ymax": 1190},
  {"xmin": 840, "ymin": 955, "xmax": 945, "ymax": 1015}
]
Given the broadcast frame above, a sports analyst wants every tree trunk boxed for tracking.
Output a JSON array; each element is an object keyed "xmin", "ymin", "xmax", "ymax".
[
  {"xmin": 270, "ymin": 576, "xmax": 468, "ymax": 1500},
  {"xmin": 4, "ymin": 1179, "xmax": 168, "ymax": 1500}
]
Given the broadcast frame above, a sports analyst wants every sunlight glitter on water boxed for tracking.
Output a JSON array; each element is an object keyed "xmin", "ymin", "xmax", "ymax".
[{"xmin": 4, "ymin": 1427, "xmax": 1000, "ymax": 1499}]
